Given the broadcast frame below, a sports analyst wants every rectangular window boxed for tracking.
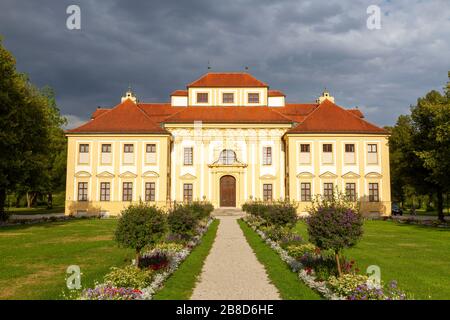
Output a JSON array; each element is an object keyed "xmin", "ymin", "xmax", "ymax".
[
  {"xmin": 78, "ymin": 182, "xmax": 88, "ymax": 201},
  {"xmin": 122, "ymin": 182, "xmax": 133, "ymax": 201},
  {"xmin": 184, "ymin": 147, "xmax": 193, "ymax": 165},
  {"xmin": 196, "ymin": 92, "xmax": 208, "ymax": 103},
  {"xmin": 222, "ymin": 93, "xmax": 234, "ymax": 104},
  {"xmin": 248, "ymin": 93, "xmax": 260, "ymax": 104},
  {"xmin": 322, "ymin": 144, "xmax": 333, "ymax": 164},
  {"xmin": 299, "ymin": 144, "xmax": 311, "ymax": 164},
  {"xmin": 146, "ymin": 144, "xmax": 157, "ymax": 164},
  {"xmin": 79, "ymin": 144, "xmax": 89, "ymax": 153},
  {"xmin": 100, "ymin": 182, "xmax": 110, "ymax": 201},
  {"xmin": 124, "ymin": 144, "xmax": 134, "ymax": 153},
  {"xmin": 367, "ymin": 144, "xmax": 378, "ymax": 164},
  {"xmin": 323, "ymin": 144, "xmax": 332, "ymax": 152},
  {"xmin": 369, "ymin": 183, "xmax": 379, "ymax": 202},
  {"xmin": 79, "ymin": 144, "xmax": 89, "ymax": 164},
  {"xmin": 101, "ymin": 144, "xmax": 111, "ymax": 153},
  {"xmin": 263, "ymin": 184, "xmax": 273, "ymax": 201},
  {"xmin": 262, "ymin": 146, "xmax": 272, "ymax": 165},
  {"xmin": 183, "ymin": 183, "xmax": 193, "ymax": 202},
  {"xmin": 323, "ymin": 183, "xmax": 334, "ymax": 200},
  {"xmin": 344, "ymin": 143, "xmax": 356, "ymax": 164},
  {"xmin": 345, "ymin": 144, "xmax": 355, "ymax": 153},
  {"xmin": 145, "ymin": 182, "xmax": 156, "ymax": 202},
  {"xmin": 345, "ymin": 183, "xmax": 356, "ymax": 202},
  {"xmin": 301, "ymin": 183, "xmax": 311, "ymax": 202}
]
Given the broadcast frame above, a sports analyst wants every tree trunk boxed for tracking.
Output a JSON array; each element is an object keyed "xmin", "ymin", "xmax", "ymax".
[
  {"xmin": 0, "ymin": 189, "xmax": 8, "ymax": 221},
  {"xmin": 135, "ymin": 250, "xmax": 141, "ymax": 268},
  {"xmin": 26, "ymin": 192, "xmax": 32, "ymax": 208},
  {"xmin": 335, "ymin": 251, "xmax": 342, "ymax": 277},
  {"xmin": 437, "ymin": 188, "xmax": 445, "ymax": 222},
  {"xmin": 47, "ymin": 193, "xmax": 53, "ymax": 209}
]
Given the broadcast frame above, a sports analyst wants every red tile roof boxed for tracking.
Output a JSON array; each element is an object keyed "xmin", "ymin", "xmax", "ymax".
[
  {"xmin": 268, "ymin": 90, "xmax": 286, "ymax": 97},
  {"xmin": 287, "ymin": 100, "xmax": 386, "ymax": 134},
  {"xmin": 67, "ymin": 99, "xmax": 168, "ymax": 134},
  {"xmin": 170, "ymin": 90, "xmax": 188, "ymax": 96},
  {"xmin": 91, "ymin": 108, "xmax": 110, "ymax": 119},
  {"xmin": 348, "ymin": 108, "xmax": 364, "ymax": 118},
  {"xmin": 163, "ymin": 106, "xmax": 292, "ymax": 124},
  {"xmin": 188, "ymin": 72, "xmax": 268, "ymax": 87}
]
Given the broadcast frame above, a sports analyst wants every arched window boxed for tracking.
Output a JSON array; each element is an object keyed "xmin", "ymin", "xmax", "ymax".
[{"xmin": 218, "ymin": 149, "xmax": 237, "ymax": 165}]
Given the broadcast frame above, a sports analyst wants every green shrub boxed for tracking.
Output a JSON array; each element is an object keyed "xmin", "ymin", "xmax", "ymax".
[
  {"xmin": 285, "ymin": 243, "xmax": 317, "ymax": 260},
  {"xmin": 242, "ymin": 200, "xmax": 297, "ymax": 227},
  {"xmin": 328, "ymin": 274, "xmax": 369, "ymax": 297},
  {"xmin": 185, "ymin": 201, "xmax": 214, "ymax": 221},
  {"xmin": 104, "ymin": 265, "xmax": 154, "ymax": 289},
  {"xmin": 167, "ymin": 205, "xmax": 198, "ymax": 237},
  {"xmin": 306, "ymin": 192, "xmax": 363, "ymax": 275},
  {"xmin": 114, "ymin": 204, "xmax": 167, "ymax": 264}
]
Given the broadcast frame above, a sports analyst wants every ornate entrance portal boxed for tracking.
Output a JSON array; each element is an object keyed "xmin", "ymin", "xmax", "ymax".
[{"xmin": 220, "ymin": 175, "xmax": 236, "ymax": 207}]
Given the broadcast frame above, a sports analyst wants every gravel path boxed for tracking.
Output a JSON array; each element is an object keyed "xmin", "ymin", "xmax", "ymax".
[{"xmin": 191, "ymin": 214, "xmax": 280, "ymax": 300}]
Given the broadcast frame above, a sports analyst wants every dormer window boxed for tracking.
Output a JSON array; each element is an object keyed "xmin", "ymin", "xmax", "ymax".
[
  {"xmin": 196, "ymin": 92, "xmax": 208, "ymax": 103},
  {"xmin": 222, "ymin": 93, "xmax": 234, "ymax": 104},
  {"xmin": 248, "ymin": 93, "xmax": 260, "ymax": 104}
]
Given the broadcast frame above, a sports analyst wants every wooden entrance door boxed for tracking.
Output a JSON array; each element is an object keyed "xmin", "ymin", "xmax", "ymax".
[{"xmin": 220, "ymin": 175, "xmax": 236, "ymax": 207}]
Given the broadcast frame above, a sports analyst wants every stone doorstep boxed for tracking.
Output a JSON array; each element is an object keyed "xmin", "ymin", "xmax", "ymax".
[{"xmin": 212, "ymin": 208, "xmax": 245, "ymax": 217}]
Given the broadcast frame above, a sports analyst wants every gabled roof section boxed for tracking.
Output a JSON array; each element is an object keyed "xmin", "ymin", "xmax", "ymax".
[
  {"xmin": 268, "ymin": 90, "xmax": 285, "ymax": 97},
  {"xmin": 187, "ymin": 72, "xmax": 268, "ymax": 87},
  {"xmin": 287, "ymin": 100, "xmax": 387, "ymax": 134},
  {"xmin": 91, "ymin": 108, "xmax": 110, "ymax": 119},
  {"xmin": 163, "ymin": 106, "xmax": 292, "ymax": 124},
  {"xmin": 272, "ymin": 103, "xmax": 318, "ymax": 122},
  {"xmin": 67, "ymin": 99, "xmax": 168, "ymax": 134},
  {"xmin": 348, "ymin": 108, "xmax": 364, "ymax": 118},
  {"xmin": 170, "ymin": 90, "xmax": 188, "ymax": 96}
]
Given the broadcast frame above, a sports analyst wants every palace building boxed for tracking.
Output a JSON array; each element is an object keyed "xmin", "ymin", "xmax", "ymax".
[{"xmin": 65, "ymin": 72, "xmax": 391, "ymax": 216}]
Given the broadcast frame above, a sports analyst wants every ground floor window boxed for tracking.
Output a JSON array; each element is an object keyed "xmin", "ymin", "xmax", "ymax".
[
  {"xmin": 122, "ymin": 182, "xmax": 133, "ymax": 201},
  {"xmin": 345, "ymin": 183, "xmax": 356, "ymax": 201},
  {"xmin": 78, "ymin": 182, "xmax": 88, "ymax": 201},
  {"xmin": 145, "ymin": 182, "xmax": 156, "ymax": 202},
  {"xmin": 183, "ymin": 183, "xmax": 193, "ymax": 202},
  {"xmin": 323, "ymin": 183, "xmax": 334, "ymax": 200},
  {"xmin": 100, "ymin": 182, "xmax": 110, "ymax": 201},
  {"xmin": 263, "ymin": 184, "xmax": 273, "ymax": 201},
  {"xmin": 300, "ymin": 182, "xmax": 311, "ymax": 201},
  {"xmin": 369, "ymin": 183, "xmax": 379, "ymax": 202}
]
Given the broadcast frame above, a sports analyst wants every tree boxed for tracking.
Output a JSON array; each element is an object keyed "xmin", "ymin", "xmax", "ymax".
[
  {"xmin": 114, "ymin": 204, "xmax": 167, "ymax": 266},
  {"xmin": 306, "ymin": 193, "xmax": 364, "ymax": 276}
]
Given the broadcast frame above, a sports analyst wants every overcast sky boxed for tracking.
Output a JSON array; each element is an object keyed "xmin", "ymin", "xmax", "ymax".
[{"xmin": 0, "ymin": 0, "xmax": 449, "ymax": 128}]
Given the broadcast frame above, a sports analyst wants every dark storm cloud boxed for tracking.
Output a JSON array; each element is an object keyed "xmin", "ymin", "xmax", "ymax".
[{"xmin": 0, "ymin": 0, "xmax": 449, "ymax": 128}]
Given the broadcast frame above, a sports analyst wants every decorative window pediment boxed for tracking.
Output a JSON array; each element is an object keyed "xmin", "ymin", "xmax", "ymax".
[
  {"xmin": 342, "ymin": 171, "xmax": 360, "ymax": 179},
  {"xmin": 96, "ymin": 171, "xmax": 114, "ymax": 178},
  {"xmin": 179, "ymin": 173, "xmax": 197, "ymax": 180},
  {"xmin": 142, "ymin": 171, "xmax": 159, "ymax": 178},
  {"xmin": 365, "ymin": 172, "xmax": 382, "ymax": 179},
  {"xmin": 296, "ymin": 172, "xmax": 314, "ymax": 178},
  {"xmin": 209, "ymin": 149, "xmax": 246, "ymax": 167},
  {"xmin": 119, "ymin": 171, "xmax": 137, "ymax": 178},
  {"xmin": 75, "ymin": 171, "xmax": 91, "ymax": 178},
  {"xmin": 260, "ymin": 174, "xmax": 276, "ymax": 180},
  {"xmin": 319, "ymin": 171, "xmax": 338, "ymax": 179}
]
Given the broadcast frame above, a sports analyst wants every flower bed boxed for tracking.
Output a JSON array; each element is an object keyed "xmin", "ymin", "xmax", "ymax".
[
  {"xmin": 242, "ymin": 215, "xmax": 407, "ymax": 300},
  {"xmin": 78, "ymin": 217, "xmax": 214, "ymax": 300}
]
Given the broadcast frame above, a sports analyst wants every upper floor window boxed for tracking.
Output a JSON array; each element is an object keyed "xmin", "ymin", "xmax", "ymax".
[
  {"xmin": 146, "ymin": 144, "xmax": 156, "ymax": 164},
  {"xmin": 367, "ymin": 144, "xmax": 378, "ymax": 164},
  {"xmin": 344, "ymin": 143, "xmax": 355, "ymax": 164},
  {"xmin": 322, "ymin": 144, "xmax": 333, "ymax": 164},
  {"xmin": 184, "ymin": 147, "xmax": 193, "ymax": 165},
  {"xmin": 222, "ymin": 93, "xmax": 234, "ymax": 104},
  {"xmin": 123, "ymin": 144, "xmax": 134, "ymax": 164},
  {"xmin": 248, "ymin": 93, "xmax": 260, "ymax": 104},
  {"xmin": 101, "ymin": 144, "xmax": 112, "ymax": 164},
  {"xmin": 262, "ymin": 146, "xmax": 272, "ymax": 165},
  {"xmin": 219, "ymin": 149, "xmax": 237, "ymax": 165},
  {"xmin": 79, "ymin": 144, "xmax": 89, "ymax": 164},
  {"xmin": 196, "ymin": 92, "xmax": 208, "ymax": 103},
  {"xmin": 299, "ymin": 144, "xmax": 311, "ymax": 164}
]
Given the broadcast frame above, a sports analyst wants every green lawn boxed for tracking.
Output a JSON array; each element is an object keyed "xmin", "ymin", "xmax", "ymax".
[
  {"xmin": 294, "ymin": 220, "xmax": 450, "ymax": 300},
  {"xmin": 7, "ymin": 206, "xmax": 65, "ymax": 215},
  {"xmin": 0, "ymin": 219, "xmax": 134, "ymax": 299},
  {"xmin": 154, "ymin": 219, "xmax": 220, "ymax": 300},
  {"xmin": 238, "ymin": 220, "xmax": 321, "ymax": 300}
]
